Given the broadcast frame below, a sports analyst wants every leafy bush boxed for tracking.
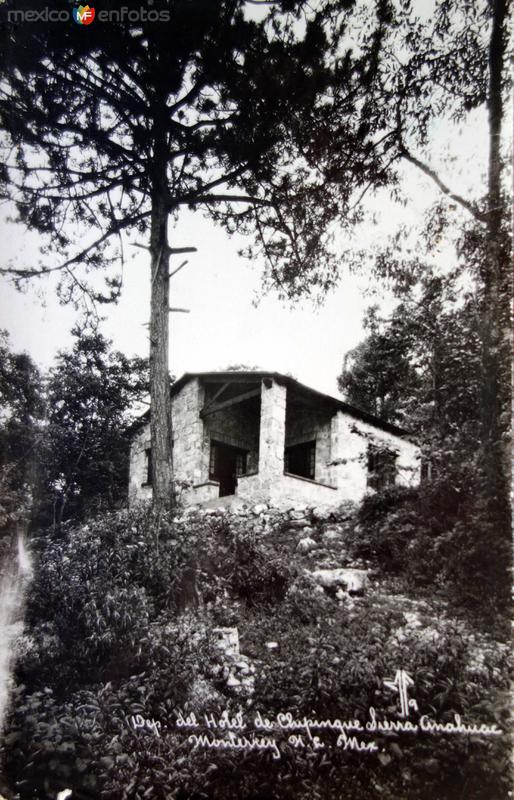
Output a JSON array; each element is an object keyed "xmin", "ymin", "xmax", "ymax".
[
  {"xmin": 350, "ymin": 471, "xmax": 510, "ymax": 625},
  {"xmin": 1, "ymin": 505, "xmax": 510, "ymax": 800}
]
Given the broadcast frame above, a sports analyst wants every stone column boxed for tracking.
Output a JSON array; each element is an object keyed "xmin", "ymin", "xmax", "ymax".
[
  {"xmin": 258, "ymin": 379, "xmax": 287, "ymax": 490},
  {"xmin": 330, "ymin": 411, "xmax": 368, "ymax": 499}
]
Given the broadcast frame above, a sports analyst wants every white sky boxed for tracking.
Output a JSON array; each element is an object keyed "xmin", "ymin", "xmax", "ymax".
[{"xmin": 0, "ymin": 93, "xmax": 490, "ymax": 398}]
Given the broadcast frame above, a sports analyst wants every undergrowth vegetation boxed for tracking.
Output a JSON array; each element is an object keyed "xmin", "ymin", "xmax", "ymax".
[
  {"xmin": 1, "ymin": 498, "xmax": 511, "ymax": 800},
  {"xmin": 349, "ymin": 472, "xmax": 511, "ymax": 627}
]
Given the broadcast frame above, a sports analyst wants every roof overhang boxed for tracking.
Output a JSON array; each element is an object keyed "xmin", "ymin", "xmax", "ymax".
[{"xmin": 127, "ymin": 371, "xmax": 414, "ymax": 440}]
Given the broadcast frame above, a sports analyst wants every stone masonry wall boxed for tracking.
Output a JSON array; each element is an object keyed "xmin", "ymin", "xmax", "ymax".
[
  {"xmin": 129, "ymin": 378, "xmax": 421, "ymax": 508},
  {"xmin": 285, "ymin": 404, "xmax": 333, "ymax": 485},
  {"xmin": 171, "ymin": 378, "xmax": 205, "ymax": 485},
  {"xmin": 330, "ymin": 411, "xmax": 420, "ymax": 501},
  {"xmin": 129, "ymin": 377, "xmax": 207, "ymax": 504}
]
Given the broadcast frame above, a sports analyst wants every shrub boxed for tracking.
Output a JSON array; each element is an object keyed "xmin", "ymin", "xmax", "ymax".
[
  {"xmin": 1, "ymin": 504, "xmax": 510, "ymax": 800},
  {"xmin": 351, "ymin": 473, "xmax": 510, "ymax": 625}
]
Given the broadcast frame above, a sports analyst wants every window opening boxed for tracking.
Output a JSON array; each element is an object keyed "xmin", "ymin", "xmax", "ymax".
[
  {"xmin": 367, "ymin": 444, "xmax": 397, "ymax": 490},
  {"xmin": 284, "ymin": 440, "xmax": 316, "ymax": 480}
]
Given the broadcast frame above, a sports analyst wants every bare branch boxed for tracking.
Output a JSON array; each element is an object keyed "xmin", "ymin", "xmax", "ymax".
[
  {"xmin": 400, "ymin": 147, "xmax": 487, "ymax": 223},
  {"xmin": 171, "ymin": 165, "xmax": 249, "ymax": 207},
  {"xmin": 169, "ymin": 260, "xmax": 189, "ymax": 278},
  {"xmin": 169, "ymin": 247, "xmax": 197, "ymax": 254}
]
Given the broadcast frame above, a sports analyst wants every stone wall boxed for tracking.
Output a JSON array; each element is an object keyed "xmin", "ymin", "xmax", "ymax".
[
  {"xmin": 129, "ymin": 377, "xmax": 421, "ymax": 508},
  {"xmin": 181, "ymin": 481, "xmax": 220, "ymax": 506},
  {"xmin": 129, "ymin": 377, "xmax": 207, "ymax": 504},
  {"xmin": 272, "ymin": 473, "xmax": 338, "ymax": 506},
  {"xmin": 330, "ymin": 411, "xmax": 420, "ymax": 501},
  {"xmin": 285, "ymin": 403, "xmax": 333, "ymax": 485},
  {"xmin": 236, "ymin": 471, "xmax": 337, "ymax": 508},
  {"xmin": 172, "ymin": 378, "xmax": 206, "ymax": 485}
]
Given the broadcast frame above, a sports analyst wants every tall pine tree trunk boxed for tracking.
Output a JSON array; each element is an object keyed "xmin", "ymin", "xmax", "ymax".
[{"xmin": 149, "ymin": 107, "xmax": 173, "ymax": 509}]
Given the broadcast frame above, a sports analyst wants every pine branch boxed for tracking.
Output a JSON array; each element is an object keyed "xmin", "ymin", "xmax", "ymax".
[
  {"xmin": 182, "ymin": 193, "xmax": 272, "ymax": 206},
  {"xmin": 0, "ymin": 210, "xmax": 151, "ymax": 280}
]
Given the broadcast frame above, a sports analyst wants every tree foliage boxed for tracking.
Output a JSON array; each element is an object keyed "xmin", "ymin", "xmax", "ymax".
[
  {"xmin": 40, "ymin": 328, "xmax": 148, "ymax": 525},
  {"xmin": 0, "ymin": 0, "xmax": 437, "ymax": 507},
  {"xmin": 0, "ymin": 0, "xmax": 509, "ymax": 532},
  {"xmin": 339, "ymin": 267, "xmax": 482, "ymax": 464},
  {"xmin": 339, "ymin": 305, "xmax": 420, "ymax": 425},
  {"xmin": 0, "ymin": 332, "xmax": 44, "ymax": 537}
]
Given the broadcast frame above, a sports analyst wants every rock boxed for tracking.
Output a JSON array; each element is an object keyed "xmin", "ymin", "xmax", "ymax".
[
  {"xmin": 286, "ymin": 519, "xmax": 311, "ymax": 530},
  {"xmin": 289, "ymin": 509, "xmax": 308, "ymax": 520},
  {"xmin": 296, "ymin": 537, "xmax": 317, "ymax": 554},
  {"xmin": 226, "ymin": 674, "xmax": 241, "ymax": 688},
  {"xmin": 310, "ymin": 568, "xmax": 369, "ymax": 595},
  {"xmin": 188, "ymin": 676, "xmax": 223, "ymax": 708},
  {"xmin": 265, "ymin": 641, "xmax": 278, "ymax": 650},
  {"xmin": 252, "ymin": 503, "xmax": 268, "ymax": 515},
  {"xmin": 312, "ymin": 505, "xmax": 332, "ymax": 522},
  {"xmin": 203, "ymin": 508, "xmax": 217, "ymax": 515},
  {"xmin": 322, "ymin": 530, "xmax": 343, "ymax": 544},
  {"xmin": 213, "ymin": 627, "xmax": 240, "ymax": 655},
  {"xmin": 336, "ymin": 501, "xmax": 358, "ymax": 520},
  {"xmin": 323, "ymin": 524, "xmax": 344, "ymax": 535}
]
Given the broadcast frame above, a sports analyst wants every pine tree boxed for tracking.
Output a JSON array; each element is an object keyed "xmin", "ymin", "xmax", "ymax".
[{"xmin": 0, "ymin": 0, "xmax": 403, "ymax": 508}]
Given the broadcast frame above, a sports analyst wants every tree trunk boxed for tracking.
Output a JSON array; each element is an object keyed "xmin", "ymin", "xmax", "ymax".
[
  {"xmin": 480, "ymin": 0, "xmax": 510, "ymax": 525},
  {"xmin": 149, "ymin": 111, "xmax": 173, "ymax": 509}
]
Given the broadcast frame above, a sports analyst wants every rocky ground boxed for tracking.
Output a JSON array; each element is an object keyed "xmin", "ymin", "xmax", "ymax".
[{"xmin": 167, "ymin": 499, "xmax": 509, "ymax": 696}]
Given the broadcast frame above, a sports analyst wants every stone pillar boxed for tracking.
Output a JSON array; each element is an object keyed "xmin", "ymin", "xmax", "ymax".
[
  {"xmin": 171, "ymin": 378, "xmax": 206, "ymax": 484},
  {"xmin": 330, "ymin": 411, "xmax": 368, "ymax": 499},
  {"xmin": 258, "ymin": 379, "xmax": 287, "ymax": 489}
]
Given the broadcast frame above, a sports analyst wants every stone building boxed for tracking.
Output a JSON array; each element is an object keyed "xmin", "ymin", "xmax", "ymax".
[{"xmin": 128, "ymin": 371, "xmax": 420, "ymax": 508}]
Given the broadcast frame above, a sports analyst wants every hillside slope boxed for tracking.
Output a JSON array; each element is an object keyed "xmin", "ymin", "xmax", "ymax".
[{"xmin": 0, "ymin": 500, "xmax": 510, "ymax": 800}]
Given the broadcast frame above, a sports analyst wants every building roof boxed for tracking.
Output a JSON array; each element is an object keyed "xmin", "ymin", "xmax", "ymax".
[{"xmin": 129, "ymin": 370, "xmax": 412, "ymax": 439}]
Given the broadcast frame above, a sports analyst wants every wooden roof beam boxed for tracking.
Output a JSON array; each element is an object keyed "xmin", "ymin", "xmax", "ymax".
[{"xmin": 200, "ymin": 387, "xmax": 261, "ymax": 418}]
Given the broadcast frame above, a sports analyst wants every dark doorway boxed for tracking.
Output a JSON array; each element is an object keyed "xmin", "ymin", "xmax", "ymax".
[{"xmin": 209, "ymin": 440, "xmax": 248, "ymax": 497}]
